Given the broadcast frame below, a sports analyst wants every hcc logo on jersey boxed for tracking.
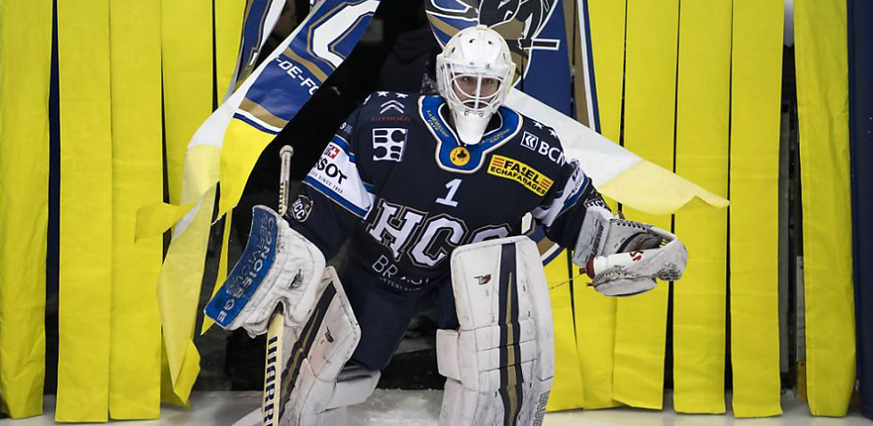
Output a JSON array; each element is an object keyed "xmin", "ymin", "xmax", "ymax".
[{"xmin": 372, "ymin": 128, "xmax": 407, "ymax": 162}]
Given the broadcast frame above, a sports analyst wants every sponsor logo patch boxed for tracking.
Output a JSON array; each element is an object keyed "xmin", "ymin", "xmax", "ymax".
[
  {"xmin": 380, "ymin": 99, "xmax": 405, "ymax": 114},
  {"xmin": 487, "ymin": 155, "xmax": 554, "ymax": 196},
  {"xmin": 450, "ymin": 146, "xmax": 470, "ymax": 166},
  {"xmin": 520, "ymin": 131, "xmax": 564, "ymax": 164},
  {"xmin": 372, "ymin": 128, "xmax": 407, "ymax": 162},
  {"xmin": 371, "ymin": 115, "xmax": 411, "ymax": 123},
  {"xmin": 340, "ymin": 121, "xmax": 353, "ymax": 135},
  {"xmin": 315, "ymin": 155, "xmax": 348, "ymax": 184},
  {"xmin": 476, "ymin": 274, "xmax": 492, "ymax": 285},
  {"xmin": 521, "ymin": 131, "xmax": 539, "ymax": 150}
]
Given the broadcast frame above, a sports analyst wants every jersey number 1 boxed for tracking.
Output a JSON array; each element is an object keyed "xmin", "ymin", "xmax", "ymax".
[{"xmin": 436, "ymin": 179, "xmax": 462, "ymax": 207}]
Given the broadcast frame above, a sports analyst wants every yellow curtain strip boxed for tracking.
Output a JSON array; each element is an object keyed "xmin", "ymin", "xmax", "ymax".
[
  {"xmin": 159, "ymin": 0, "xmax": 214, "ymax": 403},
  {"xmin": 728, "ymin": 0, "xmax": 784, "ymax": 417},
  {"xmin": 546, "ymin": 252, "xmax": 585, "ymax": 411},
  {"xmin": 612, "ymin": 0, "xmax": 678, "ymax": 410},
  {"xmin": 215, "ymin": 0, "xmax": 247, "ymax": 101},
  {"xmin": 671, "ymin": 0, "xmax": 730, "ymax": 414},
  {"xmin": 161, "ymin": 0, "xmax": 214, "ymax": 206},
  {"xmin": 56, "ymin": 1, "xmax": 113, "ymax": 421},
  {"xmin": 795, "ymin": 0, "xmax": 856, "ymax": 416},
  {"xmin": 158, "ymin": 187, "xmax": 217, "ymax": 403},
  {"xmin": 575, "ymin": 0, "xmax": 625, "ymax": 409},
  {"xmin": 0, "ymin": 0, "xmax": 52, "ymax": 418},
  {"xmin": 108, "ymin": 0, "xmax": 164, "ymax": 419},
  {"xmin": 587, "ymin": 0, "xmax": 625, "ymax": 141}
]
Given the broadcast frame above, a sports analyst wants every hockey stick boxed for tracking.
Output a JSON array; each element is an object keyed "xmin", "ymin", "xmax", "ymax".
[{"xmin": 262, "ymin": 145, "xmax": 294, "ymax": 426}]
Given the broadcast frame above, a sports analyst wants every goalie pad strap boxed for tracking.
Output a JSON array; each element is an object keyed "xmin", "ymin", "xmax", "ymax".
[{"xmin": 438, "ymin": 236, "xmax": 554, "ymax": 426}]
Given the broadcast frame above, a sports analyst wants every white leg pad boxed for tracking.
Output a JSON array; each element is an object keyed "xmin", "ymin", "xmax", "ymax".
[
  {"xmin": 271, "ymin": 267, "xmax": 378, "ymax": 426},
  {"xmin": 437, "ymin": 236, "xmax": 554, "ymax": 426}
]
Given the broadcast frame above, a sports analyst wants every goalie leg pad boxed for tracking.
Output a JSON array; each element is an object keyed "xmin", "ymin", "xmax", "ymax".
[
  {"xmin": 271, "ymin": 267, "xmax": 377, "ymax": 426},
  {"xmin": 437, "ymin": 236, "xmax": 554, "ymax": 426}
]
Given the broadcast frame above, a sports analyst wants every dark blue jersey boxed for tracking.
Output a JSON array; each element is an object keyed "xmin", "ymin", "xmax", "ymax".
[{"xmin": 286, "ymin": 91, "xmax": 596, "ymax": 293}]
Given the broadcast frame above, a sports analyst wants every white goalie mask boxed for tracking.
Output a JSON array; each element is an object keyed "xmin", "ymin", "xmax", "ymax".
[{"xmin": 436, "ymin": 25, "xmax": 516, "ymax": 145}]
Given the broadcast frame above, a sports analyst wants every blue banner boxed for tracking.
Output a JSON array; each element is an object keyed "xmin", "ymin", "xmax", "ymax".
[
  {"xmin": 233, "ymin": 0, "xmax": 380, "ymax": 134},
  {"xmin": 424, "ymin": 0, "xmax": 572, "ymax": 115}
]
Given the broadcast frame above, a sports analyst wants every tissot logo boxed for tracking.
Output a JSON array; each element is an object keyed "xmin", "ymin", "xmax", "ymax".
[{"xmin": 316, "ymin": 157, "xmax": 348, "ymax": 184}]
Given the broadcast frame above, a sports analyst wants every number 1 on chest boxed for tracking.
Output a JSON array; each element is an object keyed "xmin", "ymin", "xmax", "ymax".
[{"xmin": 436, "ymin": 179, "xmax": 462, "ymax": 207}]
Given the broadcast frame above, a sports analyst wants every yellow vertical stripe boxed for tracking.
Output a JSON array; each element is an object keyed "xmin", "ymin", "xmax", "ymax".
[
  {"xmin": 729, "ymin": 0, "xmax": 783, "ymax": 417},
  {"xmin": 795, "ymin": 0, "xmax": 856, "ymax": 416},
  {"xmin": 573, "ymin": 287, "xmax": 619, "ymax": 409},
  {"xmin": 56, "ymin": 1, "xmax": 113, "ymax": 421},
  {"xmin": 162, "ymin": 0, "xmax": 214, "ymax": 205},
  {"xmin": 546, "ymin": 253, "xmax": 584, "ymax": 411},
  {"xmin": 587, "ymin": 0, "xmax": 625, "ymax": 141},
  {"xmin": 160, "ymin": 0, "xmax": 214, "ymax": 403},
  {"xmin": 215, "ymin": 0, "xmax": 246, "ymax": 100},
  {"xmin": 0, "ymin": 0, "xmax": 52, "ymax": 418},
  {"xmin": 672, "ymin": 0, "xmax": 730, "ymax": 414},
  {"xmin": 613, "ymin": 0, "xmax": 678, "ymax": 410},
  {"xmin": 109, "ymin": 0, "xmax": 163, "ymax": 419},
  {"xmin": 158, "ymin": 187, "xmax": 217, "ymax": 403},
  {"xmin": 577, "ymin": 0, "xmax": 625, "ymax": 409}
]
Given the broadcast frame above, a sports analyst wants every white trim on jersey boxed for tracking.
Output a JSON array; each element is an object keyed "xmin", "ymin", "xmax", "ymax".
[{"xmin": 530, "ymin": 158, "xmax": 590, "ymax": 227}]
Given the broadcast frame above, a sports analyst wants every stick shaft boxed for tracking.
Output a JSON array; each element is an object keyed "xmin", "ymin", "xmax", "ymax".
[{"xmin": 278, "ymin": 146, "xmax": 294, "ymax": 215}]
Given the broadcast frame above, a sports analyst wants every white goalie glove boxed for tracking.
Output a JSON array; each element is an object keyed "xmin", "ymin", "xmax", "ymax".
[
  {"xmin": 572, "ymin": 206, "xmax": 688, "ymax": 297},
  {"xmin": 205, "ymin": 205, "xmax": 326, "ymax": 336}
]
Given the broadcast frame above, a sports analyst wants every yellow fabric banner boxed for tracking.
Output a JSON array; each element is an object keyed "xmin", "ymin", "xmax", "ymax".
[
  {"xmin": 159, "ymin": 0, "xmax": 214, "ymax": 403},
  {"xmin": 672, "ymin": 0, "xmax": 730, "ymax": 414},
  {"xmin": 587, "ymin": 0, "xmax": 625, "ymax": 142},
  {"xmin": 56, "ymin": 1, "xmax": 113, "ymax": 421},
  {"xmin": 795, "ymin": 0, "xmax": 856, "ymax": 416},
  {"xmin": 158, "ymin": 186, "xmax": 217, "ymax": 403},
  {"xmin": 545, "ymin": 251, "xmax": 584, "ymax": 411},
  {"xmin": 729, "ymin": 0, "xmax": 783, "ymax": 417},
  {"xmin": 575, "ymin": 0, "xmax": 624, "ymax": 409},
  {"xmin": 573, "ymin": 286, "xmax": 619, "ymax": 409},
  {"xmin": 612, "ymin": 0, "xmax": 678, "ymax": 410},
  {"xmin": 108, "ymin": 0, "xmax": 164, "ymax": 419},
  {"xmin": 215, "ymin": 0, "xmax": 246, "ymax": 101},
  {"xmin": 0, "ymin": 0, "xmax": 52, "ymax": 418},
  {"xmin": 161, "ymin": 0, "xmax": 214, "ymax": 206}
]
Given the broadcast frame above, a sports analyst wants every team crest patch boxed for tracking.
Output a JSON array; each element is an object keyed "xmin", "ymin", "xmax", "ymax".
[
  {"xmin": 487, "ymin": 155, "xmax": 553, "ymax": 196},
  {"xmin": 450, "ymin": 146, "xmax": 470, "ymax": 166},
  {"xmin": 290, "ymin": 195, "xmax": 312, "ymax": 222},
  {"xmin": 372, "ymin": 128, "xmax": 407, "ymax": 162}
]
